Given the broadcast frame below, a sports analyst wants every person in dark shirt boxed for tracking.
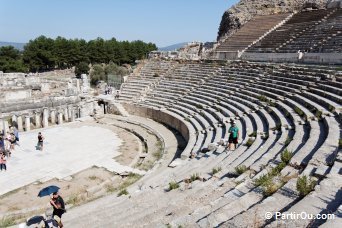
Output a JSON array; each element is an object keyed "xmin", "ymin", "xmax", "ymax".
[
  {"xmin": 50, "ymin": 192, "xmax": 66, "ymax": 228},
  {"xmin": 0, "ymin": 136, "xmax": 4, "ymax": 153},
  {"xmin": 37, "ymin": 132, "xmax": 44, "ymax": 151},
  {"xmin": 227, "ymin": 120, "xmax": 240, "ymax": 151}
]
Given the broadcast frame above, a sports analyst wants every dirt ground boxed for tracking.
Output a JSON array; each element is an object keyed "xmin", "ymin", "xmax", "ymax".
[
  {"xmin": 0, "ymin": 120, "xmax": 141, "ymax": 220},
  {"xmin": 0, "ymin": 167, "xmax": 114, "ymax": 215}
]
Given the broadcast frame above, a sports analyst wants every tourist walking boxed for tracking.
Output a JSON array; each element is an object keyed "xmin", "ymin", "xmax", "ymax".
[
  {"xmin": 9, "ymin": 133, "xmax": 17, "ymax": 151},
  {"xmin": 13, "ymin": 127, "xmax": 19, "ymax": 143},
  {"xmin": 37, "ymin": 132, "xmax": 44, "ymax": 151},
  {"xmin": 115, "ymin": 90, "xmax": 120, "ymax": 99},
  {"xmin": 227, "ymin": 119, "xmax": 239, "ymax": 151},
  {"xmin": 5, "ymin": 134, "xmax": 12, "ymax": 156},
  {"xmin": 50, "ymin": 192, "xmax": 66, "ymax": 228},
  {"xmin": 0, "ymin": 152, "xmax": 7, "ymax": 171},
  {"xmin": 0, "ymin": 136, "xmax": 4, "ymax": 153}
]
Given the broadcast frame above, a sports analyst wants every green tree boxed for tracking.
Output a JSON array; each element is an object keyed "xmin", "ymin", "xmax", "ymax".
[
  {"xmin": 75, "ymin": 62, "xmax": 90, "ymax": 77},
  {"xmin": 90, "ymin": 64, "xmax": 106, "ymax": 85},
  {"xmin": 23, "ymin": 35, "xmax": 56, "ymax": 72},
  {"xmin": 0, "ymin": 46, "xmax": 28, "ymax": 73},
  {"xmin": 2, "ymin": 35, "xmax": 157, "ymax": 73}
]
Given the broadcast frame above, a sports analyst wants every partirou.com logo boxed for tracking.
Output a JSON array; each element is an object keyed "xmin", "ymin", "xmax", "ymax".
[{"xmin": 265, "ymin": 211, "xmax": 335, "ymax": 220}]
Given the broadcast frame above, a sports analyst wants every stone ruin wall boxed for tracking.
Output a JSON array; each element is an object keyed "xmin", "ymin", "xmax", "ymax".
[
  {"xmin": 0, "ymin": 71, "xmax": 100, "ymax": 133},
  {"xmin": 217, "ymin": 0, "xmax": 339, "ymax": 41}
]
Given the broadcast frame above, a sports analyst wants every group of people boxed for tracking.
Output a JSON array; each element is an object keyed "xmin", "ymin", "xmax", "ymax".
[
  {"xmin": 25, "ymin": 191, "xmax": 66, "ymax": 228},
  {"xmin": 104, "ymin": 85, "xmax": 122, "ymax": 100},
  {"xmin": 0, "ymin": 126, "xmax": 20, "ymax": 171},
  {"xmin": 0, "ymin": 126, "xmax": 45, "ymax": 171},
  {"xmin": 104, "ymin": 85, "xmax": 114, "ymax": 95}
]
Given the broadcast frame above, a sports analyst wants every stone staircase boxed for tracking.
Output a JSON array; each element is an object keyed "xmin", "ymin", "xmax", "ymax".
[
  {"xmin": 215, "ymin": 13, "xmax": 292, "ymax": 54},
  {"xmin": 247, "ymin": 8, "xmax": 342, "ymax": 53}
]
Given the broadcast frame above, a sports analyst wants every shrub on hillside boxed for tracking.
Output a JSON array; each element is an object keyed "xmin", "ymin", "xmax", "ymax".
[
  {"xmin": 212, "ymin": 166, "xmax": 222, "ymax": 175},
  {"xmin": 118, "ymin": 189, "xmax": 129, "ymax": 197},
  {"xmin": 296, "ymin": 175, "xmax": 316, "ymax": 196},
  {"xmin": 190, "ymin": 173, "xmax": 200, "ymax": 183},
  {"xmin": 281, "ymin": 149, "xmax": 293, "ymax": 164},
  {"xmin": 168, "ymin": 181, "xmax": 180, "ymax": 191},
  {"xmin": 249, "ymin": 131, "xmax": 257, "ymax": 137},
  {"xmin": 235, "ymin": 165, "xmax": 248, "ymax": 175},
  {"xmin": 294, "ymin": 107, "xmax": 304, "ymax": 116},
  {"xmin": 284, "ymin": 137, "xmax": 293, "ymax": 146},
  {"xmin": 245, "ymin": 138, "xmax": 255, "ymax": 147}
]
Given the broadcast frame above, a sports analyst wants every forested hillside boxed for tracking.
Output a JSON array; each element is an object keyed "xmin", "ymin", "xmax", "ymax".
[{"xmin": 0, "ymin": 36, "xmax": 157, "ymax": 73}]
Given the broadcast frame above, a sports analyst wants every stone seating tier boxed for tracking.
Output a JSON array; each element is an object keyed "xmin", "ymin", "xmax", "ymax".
[
  {"xmin": 247, "ymin": 9, "xmax": 342, "ymax": 53},
  {"xmin": 101, "ymin": 60, "xmax": 342, "ymax": 227}
]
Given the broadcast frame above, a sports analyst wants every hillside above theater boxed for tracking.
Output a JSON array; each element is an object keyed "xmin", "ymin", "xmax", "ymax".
[{"xmin": 217, "ymin": 0, "xmax": 341, "ymax": 40}]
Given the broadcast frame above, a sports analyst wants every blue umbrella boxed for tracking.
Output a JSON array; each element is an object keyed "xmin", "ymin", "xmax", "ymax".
[
  {"xmin": 26, "ymin": 215, "xmax": 45, "ymax": 226},
  {"xmin": 38, "ymin": 185, "xmax": 60, "ymax": 197}
]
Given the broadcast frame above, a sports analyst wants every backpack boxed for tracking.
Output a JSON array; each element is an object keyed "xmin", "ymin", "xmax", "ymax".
[{"xmin": 44, "ymin": 218, "xmax": 59, "ymax": 228}]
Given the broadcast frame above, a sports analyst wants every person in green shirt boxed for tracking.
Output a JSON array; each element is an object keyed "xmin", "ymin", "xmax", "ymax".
[{"xmin": 227, "ymin": 120, "xmax": 239, "ymax": 151}]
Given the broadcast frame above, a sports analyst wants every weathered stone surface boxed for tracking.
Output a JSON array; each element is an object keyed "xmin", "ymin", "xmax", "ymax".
[
  {"xmin": 218, "ymin": 0, "xmax": 329, "ymax": 40},
  {"xmin": 327, "ymin": 0, "xmax": 342, "ymax": 8}
]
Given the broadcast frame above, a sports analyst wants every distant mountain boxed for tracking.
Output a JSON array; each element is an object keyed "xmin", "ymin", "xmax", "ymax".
[
  {"xmin": 0, "ymin": 41, "xmax": 26, "ymax": 50},
  {"xmin": 158, "ymin": 42, "xmax": 188, "ymax": 51}
]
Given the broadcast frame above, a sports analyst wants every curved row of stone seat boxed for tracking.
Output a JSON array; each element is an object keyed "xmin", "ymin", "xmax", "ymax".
[
  {"xmin": 138, "ymin": 60, "xmax": 175, "ymax": 77},
  {"xmin": 123, "ymin": 62, "xmax": 332, "ymax": 228},
  {"xmin": 247, "ymin": 9, "xmax": 341, "ymax": 53},
  {"xmin": 111, "ymin": 61, "xmax": 341, "ymax": 227},
  {"xmin": 138, "ymin": 66, "xmax": 296, "ymax": 192},
  {"xmin": 224, "ymin": 66, "xmax": 340, "ymax": 169},
  {"xmin": 119, "ymin": 76, "xmax": 160, "ymax": 102},
  {"xmin": 197, "ymin": 146, "xmax": 340, "ymax": 228},
  {"xmin": 216, "ymin": 13, "xmax": 291, "ymax": 52},
  {"xmin": 121, "ymin": 134, "xmax": 292, "ymax": 225},
  {"xmin": 141, "ymin": 93, "xmax": 260, "ymax": 164},
  {"xmin": 195, "ymin": 65, "xmax": 336, "ymax": 225}
]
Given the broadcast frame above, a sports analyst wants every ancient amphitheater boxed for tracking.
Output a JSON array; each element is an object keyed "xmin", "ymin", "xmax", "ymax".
[{"xmin": 1, "ymin": 1, "xmax": 342, "ymax": 228}]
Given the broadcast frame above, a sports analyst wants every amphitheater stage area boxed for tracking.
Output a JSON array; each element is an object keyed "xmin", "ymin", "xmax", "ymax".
[{"xmin": 0, "ymin": 121, "xmax": 145, "ymax": 197}]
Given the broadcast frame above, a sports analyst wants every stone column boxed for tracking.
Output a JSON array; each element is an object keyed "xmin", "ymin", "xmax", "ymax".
[
  {"xmin": 70, "ymin": 108, "xmax": 75, "ymax": 122},
  {"xmin": 35, "ymin": 112, "xmax": 41, "ymax": 128},
  {"xmin": 93, "ymin": 101, "xmax": 98, "ymax": 116},
  {"xmin": 4, "ymin": 120, "xmax": 9, "ymax": 133},
  {"xmin": 25, "ymin": 116, "xmax": 30, "ymax": 131},
  {"xmin": 68, "ymin": 106, "xmax": 72, "ymax": 121},
  {"xmin": 76, "ymin": 80, "xmax": 80, "ymax": 92},
  {"xmin": 64, "ymin": 107, "xmax": 69, "ymax": 122},
  {"xmin": 50, "ymin": 109, "xmax": 56, "ymax": 125},
  {"xmin": 0, "ymin": 118, "xmax": 4, "ymax": 135},
  {"xmin": 100, "ymin": 104, "xmax": 105, "ymax": 115},
  {"xmin": 57, "ymin": 112, "xmax": 63, "ymax": 125},
  {"xmin": 11, "ymin": 115, "xmax": 18, "ymax": 128},
  {"xmin": 80, "ymin": 106, "xmax": 85, "ymax": 118},
  {"xmin": 17, "ymin": 116, "xmax": 24, "ymax": 131},
  {"xmin": 42, "ymin": 109, "xmax": 49, "ymax": 128},
  {"xmin": 103, "ymin": 103, "xmax": 107, "ymax": 114}
]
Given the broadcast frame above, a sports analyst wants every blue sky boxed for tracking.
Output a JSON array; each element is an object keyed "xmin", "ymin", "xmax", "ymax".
[{"xmin": 0, "ymin": 0, "xmax": 238, "ymax": 47}]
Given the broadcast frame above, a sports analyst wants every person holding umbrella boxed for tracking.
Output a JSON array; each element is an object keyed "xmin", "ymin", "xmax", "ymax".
[
  {"xmin": 50, "ymin": 192, "xmax": 66, "ymax": 227},
  {"xmin": 38, "ymin": 185, "xmax": 65, "ymax": 228}
]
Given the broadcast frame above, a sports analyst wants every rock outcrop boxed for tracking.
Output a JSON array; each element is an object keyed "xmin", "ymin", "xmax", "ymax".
[
  {"xmin": 217, "ymin": 0, "xmax": 329, "ymax": 40},
  {"xmin": 327, "ymin": 0, "xmax": 342, "ymax": 8}
]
